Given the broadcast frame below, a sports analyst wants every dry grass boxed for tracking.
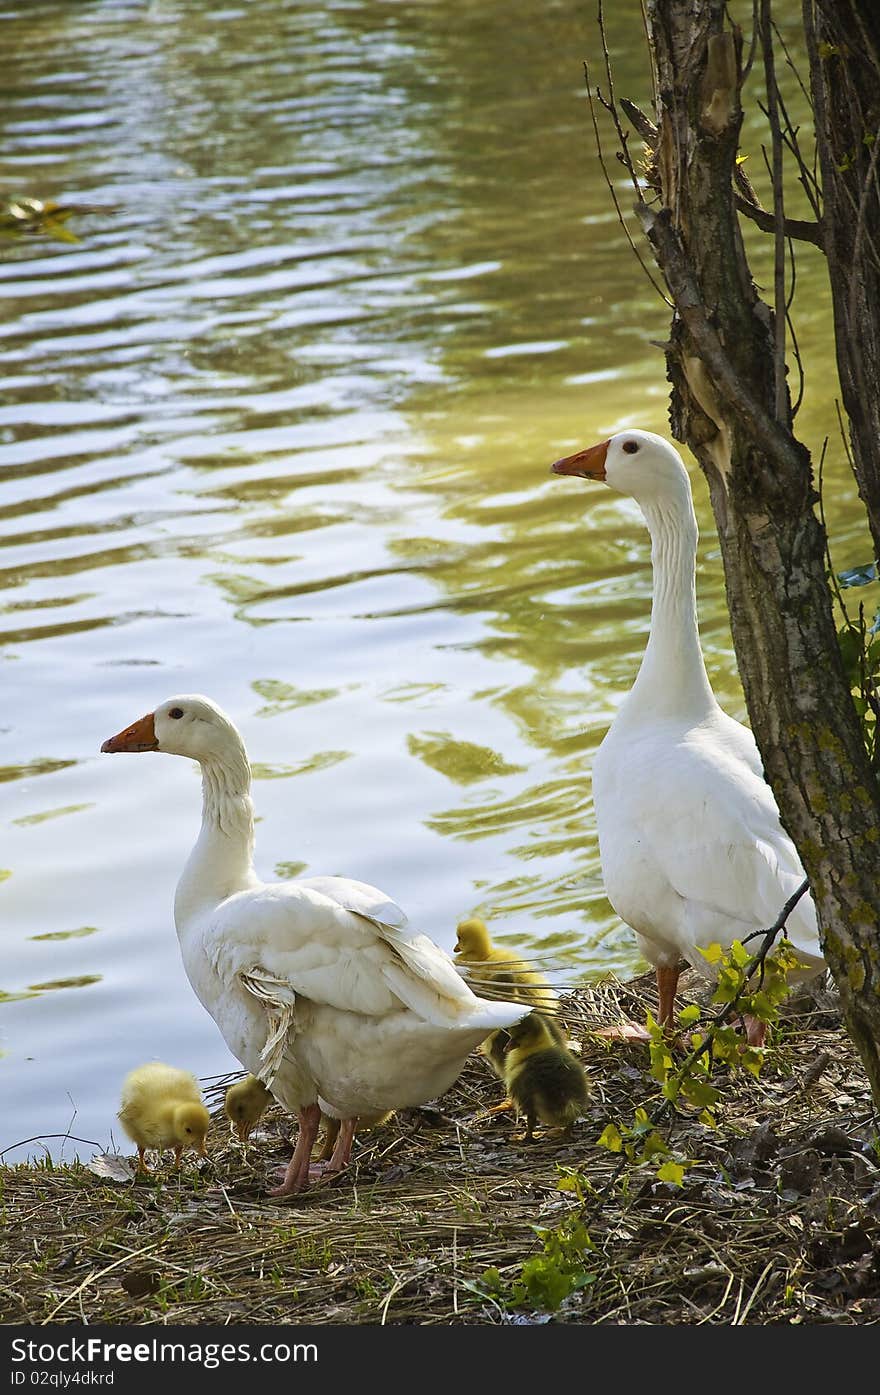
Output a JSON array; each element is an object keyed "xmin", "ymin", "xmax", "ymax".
[{"xmin": 2, "ymin": 971, "xmax": 879, "ymax": 1326}]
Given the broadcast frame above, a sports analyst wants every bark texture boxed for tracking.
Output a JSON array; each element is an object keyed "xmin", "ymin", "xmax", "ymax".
[
  {"xmin": 805, "ymin": 0, "xmax": 880, "ymax": 559},
  {"xmin": 639, "ymin": 0, "xmax": 880, "ymax": 1100}
]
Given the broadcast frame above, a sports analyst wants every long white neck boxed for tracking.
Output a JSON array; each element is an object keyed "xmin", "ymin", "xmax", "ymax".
[
  {"xmin": 623, "ymin": 488, "xmax": 717, "ymax": 721},
  {"xmin": 174, "ymin": 739, "xmax": 259, "ymax": 931}
]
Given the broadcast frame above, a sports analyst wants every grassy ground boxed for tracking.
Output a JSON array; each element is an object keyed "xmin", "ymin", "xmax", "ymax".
[{"xmin": 2, "ymin": 971, "xmax": 878, "ymax": 1326}]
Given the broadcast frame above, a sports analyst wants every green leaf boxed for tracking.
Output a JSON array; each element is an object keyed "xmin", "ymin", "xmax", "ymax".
[
  {"xmin": 678, "ymin": 1003, "xmax": 701, "ymax": 1026},
  {"xmin": 749, "ymin": 990, "xmax": 779, "ymax": 1022},
  {"xmin": 729, "ymin": 940, "xmax": 751, "ymax": 969},
  {"xmin": 739, "ymin": 1048, "xmax": 765, "ymax": 1079},
  {"xmin": 597, "ymin": 1123, "xmax": 623, "ymax": 1153},
  {"xmin": 640, "ymin": 1130, "xmax": 670, "ymax": 1159},
  {"xmin": 680, "ymin": 1077, "xmax": 721, "ymax": 1109},
  {"xmin": 518, "ymin": 1256, "xmax": 576, "ymax": 1311},
  {"xmin": 656, "ymin": 1160, "xmax": 686, "ymax": 1186}
]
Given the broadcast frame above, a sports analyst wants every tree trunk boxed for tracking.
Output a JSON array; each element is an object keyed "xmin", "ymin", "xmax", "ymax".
[
  {"xmin": 805, "ymin": 0, "xmax": 880, "ymax": 559},
  {"xmin": 638, "ymin": 0, "xmax": 880, "ymax": 1101}
]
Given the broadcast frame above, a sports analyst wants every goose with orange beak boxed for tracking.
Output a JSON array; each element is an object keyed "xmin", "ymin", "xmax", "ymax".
[
  {"xmin": 101, "ymin": 694, "xmax": 529, "ymax": 1195},
  {"xmin": 550, "ymin": 429, "xmax": 824, "ymax": 1041}
]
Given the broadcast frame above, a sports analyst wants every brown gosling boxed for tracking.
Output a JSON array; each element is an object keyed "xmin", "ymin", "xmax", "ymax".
[
  {"xmin": 118, "ymin": 1062, "xmax": 210, "ymax": 1173},
  {"xmin": 502, "ymin": 1013, "xmax": 590, "ymax": 1143}
]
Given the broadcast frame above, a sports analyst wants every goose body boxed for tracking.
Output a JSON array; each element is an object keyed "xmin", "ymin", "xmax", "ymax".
[
  {"xmin": 551, "ymin": 429, "xmax": 825, "ymax": 1035},
  {"xmin": 102, "ymin": 696, "xmax": 527, "ymax": 1192}
]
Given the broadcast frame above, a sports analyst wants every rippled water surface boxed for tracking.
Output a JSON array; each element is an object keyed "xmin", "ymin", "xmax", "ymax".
[{"xmin": 0, "ymin": 0, "xmax": 866, "ymax": 1161}]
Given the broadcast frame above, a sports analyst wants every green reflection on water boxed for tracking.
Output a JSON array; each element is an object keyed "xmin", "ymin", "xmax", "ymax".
[
  {"xmin": 0, "ymin": 759, "xmax": 76, "ymax": 785},
  {"xmin": 252, "ymin": 679, "xmax": 341, "ymax": 716},
  {"xmin": 407, "ymin": 732, "xmax": 525, "ymax": 786},
  {"xmin": 27, "ymin": 975, "xmax": 102, "ymax": 993},
  {"xmin": 251, "ymin": 752, "xmax": 350, "ymax": 780},
  {"xmin": 29, "ymin": 926, "xmax": 100, "ymax": 943},
  {"xmin": 12, "ymin": 803, "xmax": 94, "ymax": 826}
]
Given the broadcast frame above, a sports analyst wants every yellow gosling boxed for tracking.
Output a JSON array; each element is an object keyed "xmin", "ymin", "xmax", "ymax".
[
  {"xmin": 224, "ymin": 1075, "xmax": 273, "ymax": 1144},
  {"xmin": 118, "ymin": 1062, "xmax": 210, "ymax": 1173}
]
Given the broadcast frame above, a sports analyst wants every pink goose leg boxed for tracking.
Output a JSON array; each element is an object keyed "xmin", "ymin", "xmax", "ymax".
[{"xmin": 270, "ymin": 1103, "xmax": 322, "ymax": 1196}]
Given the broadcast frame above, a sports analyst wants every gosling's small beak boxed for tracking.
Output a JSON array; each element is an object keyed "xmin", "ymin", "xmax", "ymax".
[
  {"xmin": 550, "ymin": 438, "xmax": 609, "ymax": 481},
  {"xmin": 235, "ymin": 1122, "xmax": 250, "ymax": 1144},
  {"xmin": 101, "ymin": 712, "xmax": 158, "ymax": 753}
]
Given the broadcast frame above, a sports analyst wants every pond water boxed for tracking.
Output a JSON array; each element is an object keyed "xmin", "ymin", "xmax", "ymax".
[{"xmin": 0, "ymin": 0, "xmax": 867, "ymax": 1162}]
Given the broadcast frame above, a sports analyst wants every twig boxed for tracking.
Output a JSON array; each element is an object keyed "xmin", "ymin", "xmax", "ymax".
[
  {"xmin": 802, "ymin": 1049, "xmax": 832, "ymax": 1088},
  {"xmin": 760, "ymin": 0, "xmax": 788, "ymax": 422},
  {"xmin": 734, "ymin": 1258, "xmax": 776, "ymax": 1324},
  {"xmin": 733, "ymin": 163, "xmax": 823, "ymax": 246},
  {"xmin": 661, "ymin": 877, "xmax": 812, "ymax": 1086},
  {"xmin": 740, "ymin": 0, "xmax": 761, "ymax": 83},
  {"xmin": 786, "ymin": 249, "xmax": 805, "ymax": 416},
  {"xmin": 0, "ymin": 1133, "xmax": 102, "ymax": 1160},
  {"xmin": 583, "ymin": 61, "xmax": 672, "ymax": 309},
  {"xmin": 817, "ymin": 435, "xmax": 852, "ymax": 627},
  {"xmin": 771, "ymin": 15, "xmax": 812, "ymax": 106}
]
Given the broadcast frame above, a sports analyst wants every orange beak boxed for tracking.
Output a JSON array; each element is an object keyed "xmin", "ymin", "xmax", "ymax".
[
  {"xmin": 101, "ymin": 712, "xmax": 158, "ymax": 753},
  {"xmin": 550, "ymin": 438, "xmax": 609, "ymax": 481}
]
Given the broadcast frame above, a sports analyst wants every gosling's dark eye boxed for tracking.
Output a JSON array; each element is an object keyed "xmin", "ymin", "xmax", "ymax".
[
  {"xmin": 622, "ymin": 440, "xmax": 640, "ymax": 455},
  {"xmin": 168, "ymin": 707, "xmax": 184, "ymax": 719}
]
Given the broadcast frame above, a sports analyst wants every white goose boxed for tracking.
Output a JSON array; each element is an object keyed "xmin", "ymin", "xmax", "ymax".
[
  {"xmin": 101, "ymin": 696, "xmax": 527, "ymax": 1193},
  {"xmin": 551, "ymin": 429, "xmax": 825, "ymax": 1041}
]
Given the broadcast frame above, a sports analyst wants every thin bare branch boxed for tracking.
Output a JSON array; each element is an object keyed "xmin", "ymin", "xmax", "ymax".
[
  {"xmin": 772, "ymin": 83, "xmax": 824, "ymax": 220},
  {"xmin": 597, "ymin": 0, "xmax": 642, "ymax": 199},
  {"xmin": 583, "ymin": 63, "xmax": 673, "ymax": 308},
  {"xmin": 733, "ymin": 185, "xmax": 823, "ymax": 247},
  {"xmin": 817, "ymin": 433, "xmax": 853, "ymax": 630},
  {"xmin": 785, "ymin": 236, "xmax": 804, "ymax": 418},
  {"xmin": 760, "ymin": 0, "xmax": 789, "ymax": 422},
  {"xmin": 741, "ymin": 0, "xmax": 760, "ymax": 83},
  {"xmin": 620, "ymin": 96, "xmax": 658, "ymax": 144}
]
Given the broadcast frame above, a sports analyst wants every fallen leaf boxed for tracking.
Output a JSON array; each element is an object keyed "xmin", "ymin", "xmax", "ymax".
[
  {"xmin": 120, "ymin": 1270, "xmax": 160, "ymax": 1298},
  {"xmin": 87, "ymin": 1152, "xmax": 135, "ymax": 1183}
]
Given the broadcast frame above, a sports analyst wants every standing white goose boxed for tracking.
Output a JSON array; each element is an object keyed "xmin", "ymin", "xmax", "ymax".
[
  {"xmin": 551, "ymin": 429, "xmax": 825, "ymax": 1040},
  {"xmin": 101, "ymin": 695, "xmax": 527, "ymax": 1193}
]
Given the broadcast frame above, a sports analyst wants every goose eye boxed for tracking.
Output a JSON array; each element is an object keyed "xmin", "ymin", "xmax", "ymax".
[
  {"xmin": 622, "ymin": 440, "xmax": 640, "ymax": 455},
  {"xmin": 168, "ymin": 707, "xmax": 184, "ymax": 719}
]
